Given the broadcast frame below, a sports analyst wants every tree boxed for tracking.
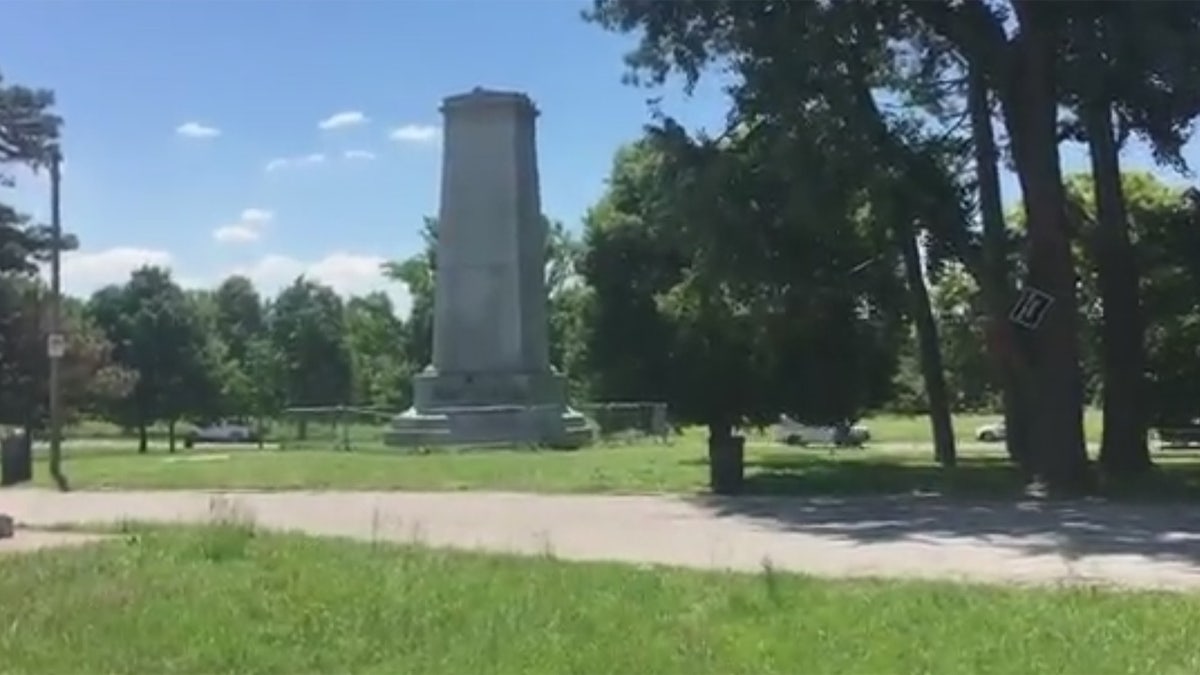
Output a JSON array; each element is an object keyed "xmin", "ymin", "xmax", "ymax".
[
  {"xmin": 587, "ymin": 0, "xmax": 957, "ymax": 465},
  {"xmin": 242, "ymin": 337, "xmax": 285, "ymax": 447},
  {"xmin": 928, "ymin": 264, "xmax": 1001, "ymax": 412},
  {"xmin": 545, "ymin": 219, "xmax": 587, "ymax": 380},
  {"xmin": 0, "ymin": 277, "xmax": 135, "ymax": 434},
  {"xmin": 582, "ymin": 128, "xmax": 905, "ymax": 491},
  {"xmin": 382, "ymin": 218, "xmax": 437, "ymax": 375},
  {"xmin": 1056, "ymin": 4, "xmax": 1200, "ymax": 475},
  {"xmin": 269, "ymin": 278, "xmax": 353, "ymax": 414},
  {"xmin": 0, "ymin": 70, "xmax": 59, "ymax": 166},
  {"xmin": 1065, "ymin": 173, "xmax": 1200, "ymax": 435},
  {"xmin": 86, "ymin": 267, "xmax": 215, "ymax": 452},
  {"xmin": 344, "ymin": 292, "xmax": 409, "ymax": 409},
  {"xmin": 579, "ymin": 141, "xmax": 686, "ymax": 406},
  {"xmin": 0, "ymin": 70, "xmax": 62, "ymax": 275},
  {"xmin": 213, "ymin": 275, "xmax": 265, "ymax": 365}
]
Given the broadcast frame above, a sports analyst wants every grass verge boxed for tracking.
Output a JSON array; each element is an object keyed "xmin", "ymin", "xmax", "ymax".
[
  {"xmin": 3, "ymin": 524, "xmax": 1200, "ymax": 674},
  {"xmin": 32, "ymin": 439, "xmax": 1200, "ymax": 500}
]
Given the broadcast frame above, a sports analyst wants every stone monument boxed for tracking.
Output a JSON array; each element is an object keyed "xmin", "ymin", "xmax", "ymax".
[{"xmin": 385, "ymin": 88, "xmax": 592, "ymax": 448}]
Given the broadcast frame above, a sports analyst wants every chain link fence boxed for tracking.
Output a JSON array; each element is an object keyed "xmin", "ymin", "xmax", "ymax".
[{"xmin": 575, "ymin": 402, "xmax": 671, "ymax": 444}]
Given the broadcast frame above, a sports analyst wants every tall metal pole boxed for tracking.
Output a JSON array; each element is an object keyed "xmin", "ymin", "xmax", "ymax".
[{"xmin": 47, "ymin": 147, "xmax": 68, "ymax": 491}]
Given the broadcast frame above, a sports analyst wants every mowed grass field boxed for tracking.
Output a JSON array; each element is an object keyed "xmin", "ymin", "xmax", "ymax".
[
  {"xmin": 26, "ymin": 409, "xmax": 1200, "ymax": 498},
  {"xmin": 4, "ymin": 523, "xmax": 1200, "ymax": 675},
  {"xmin": 61, "ymin": 410, "xmax": 1105, "ymax": 448}
]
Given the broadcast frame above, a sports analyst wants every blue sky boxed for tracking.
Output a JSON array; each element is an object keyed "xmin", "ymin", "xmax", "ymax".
[{"xmin": 1, "ymin": 0, "xmax": 1196, "ymax": 317}]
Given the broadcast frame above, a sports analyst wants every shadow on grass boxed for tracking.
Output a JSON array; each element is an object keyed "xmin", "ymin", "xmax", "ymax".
[
  {"xmin": 691, "ymin": 451, "xmax": 1200, "ymax": 565},
  {"xmin": 743, "ymin": 454, "xmax": 1028, "ymax": 498}
]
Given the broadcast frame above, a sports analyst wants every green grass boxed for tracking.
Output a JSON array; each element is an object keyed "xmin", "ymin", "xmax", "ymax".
[
  {"xmin": 37, "ymin": 444, "xmax": 710, "ymax": 493},
  {"xmin": 34, "ymin": 438, "xmax": 1200, "ymax": 500},
  {"xmin": 57, "ymin": 409, "xmax": 1104, "ymax": 446},
  {"xmin": 3, "ymin": 524, "xmax": 1200, "ymax": 674},
  {"xmin": 29, "ymin": 408, "xmax": 1153, "ymax": 497}
]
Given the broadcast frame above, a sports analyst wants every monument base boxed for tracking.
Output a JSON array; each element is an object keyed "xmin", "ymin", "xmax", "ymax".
[
  {"xmin": 384, "ymin": 405, "xmax": 593, "ymax": 449},
  {"xmin": 384, "ymin": 367, "xmax": 594, "ymax": 449}
]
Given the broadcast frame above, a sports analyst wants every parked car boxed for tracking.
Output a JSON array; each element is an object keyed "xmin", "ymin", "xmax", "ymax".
[
  {"xmin": 975, "ymin": 422, "xmax": 1006, "ymax": 443},
  {"xmin": 1155, "ymin": 417, "xmax": 1200, "ymax": 448},
  {"xmin": 184, "ymin": 420, "xmax": 258, "ymax": 448},
  {"xmin": 773, "ymin": 415, "xmax": 870, "ymax": 447}
]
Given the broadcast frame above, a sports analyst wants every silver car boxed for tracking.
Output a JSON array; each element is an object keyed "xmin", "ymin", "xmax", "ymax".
[
  {"xmin": 975, "ymin": 422, "xmax": 1006, "ymax": 443},
  {"xmin": 774, "ymin": 415, "xmax": 870, "ymax": 447}
]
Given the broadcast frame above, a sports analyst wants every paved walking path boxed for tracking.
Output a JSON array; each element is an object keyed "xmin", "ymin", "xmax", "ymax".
[{"xmin": 5, "ymin": 488, "xmax": 1200, "ymax": 590}]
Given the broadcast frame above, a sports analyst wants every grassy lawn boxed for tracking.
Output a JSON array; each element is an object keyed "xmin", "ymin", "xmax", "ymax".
[
  {"xmin": 33, "ymin": 437, "xmax": 1200, "ymax": 499},
  {"xmin": 61, "ymin": 410, "xmax": 1103, "ymax": 446},
  {"xmin": 36, "ymin": 444, "xmax": 711, "ymax": 493},
  {"xmin": 2, "ymin": 524, "xmax": 1199, "ymax": 674},
  {"xmin": 30, "ymin": 408, "xmax": 1170, "ymax": 496}
]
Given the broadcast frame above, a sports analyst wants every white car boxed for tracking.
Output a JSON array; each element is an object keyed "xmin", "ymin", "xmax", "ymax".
[
  {"xmin": 773, "ymin": 415, "xmax": 870, "ymax": 447},
  {"xmin": 975, "ymin": 422, "xmax": 1006, "ymax": 442},
  {"xmin": 184, "ymin": 421, "xmax": 258, "ymax": 448}
]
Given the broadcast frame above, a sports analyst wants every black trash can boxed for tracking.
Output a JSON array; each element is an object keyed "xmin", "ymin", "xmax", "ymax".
[
  {"xmin": 708, "ymin": 435, "xmax": 745, "ymax": 495},
  {"xmin": 1, "ymin": 430, "xmax": 32, "ymax": 487}
]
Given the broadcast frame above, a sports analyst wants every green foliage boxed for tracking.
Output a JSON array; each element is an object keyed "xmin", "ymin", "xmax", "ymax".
[
  {"xmin": 85, "ymin": 267, "xmax": 216, "ymax": 446},
  {"xmin": 212, "ymin": 275, "xmax": 264, "ymax": 364},
  {"xmin": 269, "ymin": 277, "xmax": 353, "ymax": 408},
  {"xmin": 928, "ymin": 265, "xmax": 1000, "ymax": 412},
  {"xmin": 344, "ymin": 291, "xmax": 410, "ymax": 408},
  {"xmin": 0, "ymin": 276, "xmax": 135, "ymax": 429},
  {"xmin": 382, "ymin": 217, "xmax": 437, "ymax": 373},
  {"xmin": 0, "ymin": 70, "xmax": 66, "ymax": 274},
  {"xmin": 581, "ymin": 125, "xmax": 905, "ymax": 435}
]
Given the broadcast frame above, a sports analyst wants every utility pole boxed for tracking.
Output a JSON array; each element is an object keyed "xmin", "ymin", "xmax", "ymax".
[{"xmin": 47, "ymin": 146, "xmax": 68, "ymax": 492}]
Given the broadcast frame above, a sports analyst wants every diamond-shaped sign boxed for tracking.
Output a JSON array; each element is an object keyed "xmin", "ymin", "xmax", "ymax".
[{"xmin": 1009, "ymin": 287, "xmax": 1054, "ymax": 330}]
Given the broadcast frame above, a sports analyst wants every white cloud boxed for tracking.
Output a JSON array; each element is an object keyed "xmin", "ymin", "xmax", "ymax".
[
  {"xmin": 264, "ymin": 153, "xmax": 326, "ymax": 172},
  {"xmin": 213, "ymin": 225, "xmax": 260, "ymax": 244},
  {"xmin": 240, "ymin": 208, "xmax": 274, "ymax": 224},
  {"xmin": 318, "ymin": 111, "xmax": 369, "ymax": 130},
  {"xmin": 234, "ymin": 251, "xmax": 412, "ymax": 317},
  {"xmin": 49, "ymin": 246, "xmax": 412, "ymax": 318},
  {"xmin": 59, "ymin": 247, "xmax": 174, "ymax": 297},
  {"xmin": 389, "ymin": 124, "xmax": 440, "ymax": 143},
  {"xmin": 176, "ymin": 122, "xmax": 221, "ymax": 138},
  {"xmin": 343, "ymin": 149, "xmax": 376, "ymax": 161},
  {"xmin": 212, "ymin": 207, "xmax": 275, "ymax": 245}
]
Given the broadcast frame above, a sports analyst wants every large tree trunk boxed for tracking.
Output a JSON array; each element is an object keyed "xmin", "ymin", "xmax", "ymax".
[
  {"xmin": 1080, "ymin": 25, "xmax": 1152, "ymax": 477},
  {"xmin": 967, "ymin": 62, "xmax": 1035, "ymax": 475},
  {"xmin": 168, "ymin": 419, "xmax": 177, "ymax": 454},
  {"xmin": 1001, "ymin": 2, "xmax": 1090, "ymax": 492},
  {"xmin": 138, "ymin": 421, "xmax": 148, "ymax": 454},
  {"xmin": 897, "ymin": 225, "xmax": 957, "ymax": 467}
]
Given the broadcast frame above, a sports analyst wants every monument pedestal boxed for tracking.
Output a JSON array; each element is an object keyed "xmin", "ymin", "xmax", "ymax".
[{"xmin": 386, "ymin": 368, "xmax": 592, "ymax": 448}]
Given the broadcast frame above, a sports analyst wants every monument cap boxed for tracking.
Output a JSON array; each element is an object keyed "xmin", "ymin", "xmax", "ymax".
[{"xmin": 441, "ymin": 88, "xmax": 538, "ymax": 116}]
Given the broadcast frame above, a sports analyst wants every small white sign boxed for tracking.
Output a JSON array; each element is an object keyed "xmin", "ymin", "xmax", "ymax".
[
  {"xmin": 46, "ymin": 333, "xmax": 66, "ymax": 359},
  {"xmin": 1009, "ymin": 287, "xmax": 1055, "ymax": 329}
]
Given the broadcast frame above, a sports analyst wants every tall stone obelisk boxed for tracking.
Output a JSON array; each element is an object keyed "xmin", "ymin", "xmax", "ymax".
[{"xmin": 386, "ymin": 88, "xmax": 592, "ymax": 448}]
